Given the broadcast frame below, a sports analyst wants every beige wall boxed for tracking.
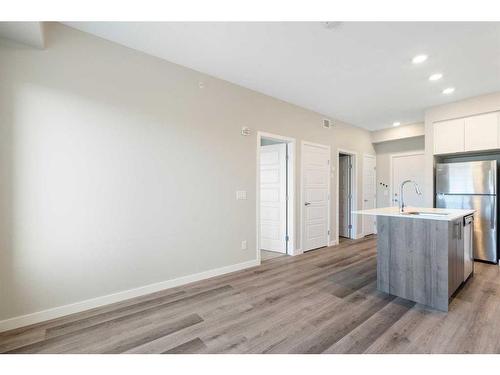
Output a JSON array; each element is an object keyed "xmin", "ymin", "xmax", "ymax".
[
  {"xmin": 0, "ymin": 23, "xmax": 375, "ymax": 322},
  {"xmin": 371, "ymin": 122, "xmax": 424, "ymax": 144},
  {"xmin": 424, "ymin": 92, "xmax": 500, "ymax": 205},
  {"xmin": 374, "ymin": 137, "xmax": 425, "ymax": 207}
]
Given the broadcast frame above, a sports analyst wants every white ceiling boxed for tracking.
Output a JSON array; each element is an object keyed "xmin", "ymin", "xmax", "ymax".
[{"xmin": 64, "ymin": 22, "xmax": 500, "ymax": 130}]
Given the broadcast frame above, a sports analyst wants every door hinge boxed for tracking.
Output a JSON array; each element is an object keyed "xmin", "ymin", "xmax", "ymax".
[
  {"xmin": 328, "ymin": 230, "xmax": 330, "ymax": 235},
  {"xmin": 285, "ymin": 235, "xmax": 289, "ymax": 242},
  {"xmin": 348, "ymin": 224, "xmax": 352, "ymax": 229}
]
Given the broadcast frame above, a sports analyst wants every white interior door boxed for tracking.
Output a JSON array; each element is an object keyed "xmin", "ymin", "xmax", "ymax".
[
  {"xmin": 260, "ymin": 143, "xmax": 287, "ymax": 253},
  {"xmin": 338, "ymin": 155, "xmax": 351, "ymax": 238},
  {"xmin": 302, "ymin": 143, "xmax": 330, "ymax": 251},
  {"xmin": 362, "ymin": 155, "xmax": 377, "ymax": 236},
  {"xmin": 391, "ymin": 153, "xmax": 425, "ymax": 208}
]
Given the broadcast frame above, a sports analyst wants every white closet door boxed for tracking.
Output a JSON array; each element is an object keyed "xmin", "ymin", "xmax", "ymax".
[
  {"xmin": 260, "ymin": 144, "xmax": 287, "ymax": 252},
  {"xmin": 302, "ymin": 143, "xmax": 330, "ymax": 251}
]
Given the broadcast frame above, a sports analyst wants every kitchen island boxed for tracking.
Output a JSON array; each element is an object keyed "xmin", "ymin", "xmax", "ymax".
[{"xmin": 354, "ymin": 207, "xmax": 475, "ymax": 311}]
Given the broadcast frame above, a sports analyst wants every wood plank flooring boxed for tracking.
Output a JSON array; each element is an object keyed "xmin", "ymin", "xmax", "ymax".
[{"xmin": 2, "ymin": 235, "xmax": 500, "ymax": 354}]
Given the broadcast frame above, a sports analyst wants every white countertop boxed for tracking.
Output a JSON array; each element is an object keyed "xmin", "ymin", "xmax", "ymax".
[{"xmin": 353, "ymin": 206, "xmax": 475, "ymax": 221}]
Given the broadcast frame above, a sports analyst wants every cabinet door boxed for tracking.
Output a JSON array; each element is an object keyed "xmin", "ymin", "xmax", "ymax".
[
  {"xmin": 434, "ymin": 119, "xmax": 465, "ymax": 155},
  {"xmin": 464, "ymin": 112, "xmax": 500, "ymax": 152}
]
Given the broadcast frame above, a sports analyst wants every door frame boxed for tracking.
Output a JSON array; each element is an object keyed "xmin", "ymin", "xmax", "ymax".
[
  {"xmin": 301, "ymin": 141, "xmax": 331, "ymax": 252},
  {"xmin": 362, "ymin": 153, "xmax": 377, "ymax": 237},
  {"xmin": 389, "ymin": 151, "xmax": 425, "ymax": 207},
  {"xmin": 336, "ymin": 148, "xmax": 358, "ymax": 244},
  {"xmin": 256, "ymin": 132, "xmax": 296, "ymax": 262},
  {"xmin": 338, "ymin": 154, "xmax": 352, "ymax": 239}
]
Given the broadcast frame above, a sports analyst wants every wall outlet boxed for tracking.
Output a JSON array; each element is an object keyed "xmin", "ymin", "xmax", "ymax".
[{"xmin": 241, "ymin": 240, "xmax": 247, "ymax": 250}]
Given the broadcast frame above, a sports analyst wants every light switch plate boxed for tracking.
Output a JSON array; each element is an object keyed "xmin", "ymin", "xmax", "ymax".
[
  {"xmin": 241, "ymin": 240, "xmax": 247, "ymax": 250},
  {"xmin": 236, "ymin": 190, "xmax": 247, "ymax": 200}
]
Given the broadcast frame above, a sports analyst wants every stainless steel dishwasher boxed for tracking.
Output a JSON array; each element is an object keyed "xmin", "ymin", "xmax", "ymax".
[{"xmin": 464, "ymin": 214, "xmax": 474, "ymax": 281}]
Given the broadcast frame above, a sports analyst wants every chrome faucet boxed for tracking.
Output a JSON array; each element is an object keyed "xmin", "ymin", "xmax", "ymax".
[{"xmin": 400, "ymin": 180, "xmax": 422, "ymax": 213}]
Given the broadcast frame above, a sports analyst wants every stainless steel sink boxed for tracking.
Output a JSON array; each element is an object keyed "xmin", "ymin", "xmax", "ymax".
[{"xmin": 401, "ymin": 211, "xmax": 449, "ymax": 217}]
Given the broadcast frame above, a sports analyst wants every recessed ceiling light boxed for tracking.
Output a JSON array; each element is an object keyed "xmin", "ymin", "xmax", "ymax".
[
  {"xmin": 412, "ymin": 54, "xmax": 428, "ymax": 64},
  {"xmin": 429, "ymin": 73, "xmax": 443, "ymax": 81},
  {"xmin": 442, "ymin": 87, "xmax": 455, "ymax": 95},
  {"xmin": 393, "ymin": 122, "xmax": 401, "ymax": 127}
]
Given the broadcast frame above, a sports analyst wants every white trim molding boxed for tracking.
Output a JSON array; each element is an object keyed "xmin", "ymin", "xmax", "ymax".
[
  {"xmin": 336, "ymin": 148, "xmax": 358, "ymax": 243},
  {"xmin": 289, "ymin": 248, "xmax": 303, "ymax": 256},
  {"xmin": 257, "ymin": 131, "xmax": 297, "ymax": 257},
  {"xmin": 0, "ymin": 259, "xmax": 259, "ymax": 333}
]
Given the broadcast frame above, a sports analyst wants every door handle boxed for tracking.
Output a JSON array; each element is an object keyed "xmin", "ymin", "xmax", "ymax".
[
  {"xmin": 491, "ymin": 199, "xmax": 495, "ymax": 229},
  {"xmin": 471, "ymin": 219, "xmax": 475, "ymax": 261},
  {"xmin": 304, "ymin": 202, "xmax": 311, "ymax": 206}
]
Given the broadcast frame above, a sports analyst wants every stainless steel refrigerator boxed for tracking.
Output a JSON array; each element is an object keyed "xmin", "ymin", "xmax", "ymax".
[{"xmin": 436, "ymin": 160, "xmax": 498, "ymax": 263}]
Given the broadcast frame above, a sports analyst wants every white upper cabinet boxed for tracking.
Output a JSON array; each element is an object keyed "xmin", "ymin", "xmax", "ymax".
[
  {"xmin": 433, "ymin": 112, "xmax": 500, "ymax": 155},
  {"xmin": 433, "ymin": 118, "xmax": 465, "ymax": 155},
  {"xmin": 464, "ymin": 112, "xmax": 500, "ymax": 152}
]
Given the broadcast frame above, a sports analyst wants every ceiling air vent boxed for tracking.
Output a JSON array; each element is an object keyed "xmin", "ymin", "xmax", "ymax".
[{"xmin": 323, "ymin": 119, "xmax": 333, "ymax": 129}]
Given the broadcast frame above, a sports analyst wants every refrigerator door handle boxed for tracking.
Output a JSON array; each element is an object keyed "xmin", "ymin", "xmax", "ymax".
[
  {"xmin": 492, "ymin": 198, "xmax": 496, "ymax": 229},
  {"xmin": 490, "ymin": 169, "xmax": 496, "ymax": 194}
]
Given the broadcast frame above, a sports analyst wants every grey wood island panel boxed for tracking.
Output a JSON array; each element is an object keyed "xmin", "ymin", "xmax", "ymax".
[{"xmin": 377, "ymin": 216, "xmax": 465, "ymax": 311}]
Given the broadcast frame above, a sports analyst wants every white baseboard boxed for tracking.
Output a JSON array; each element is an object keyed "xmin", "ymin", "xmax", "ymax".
[
  {"xmin": 328, "ymin": 240, "xmax": 338, "ymax": 247},
  {"xmin": 0, "ymin": 258, "xmax": 260, "ymax": 333},
  {"xmin": 289, "ymin": 247, "xmax": 303, "ymax": 256}
]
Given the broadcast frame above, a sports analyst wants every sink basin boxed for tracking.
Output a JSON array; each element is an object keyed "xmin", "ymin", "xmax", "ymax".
[{"xmin": 401, "ymin": 211, "xmax": 449, "ymax": 217}]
